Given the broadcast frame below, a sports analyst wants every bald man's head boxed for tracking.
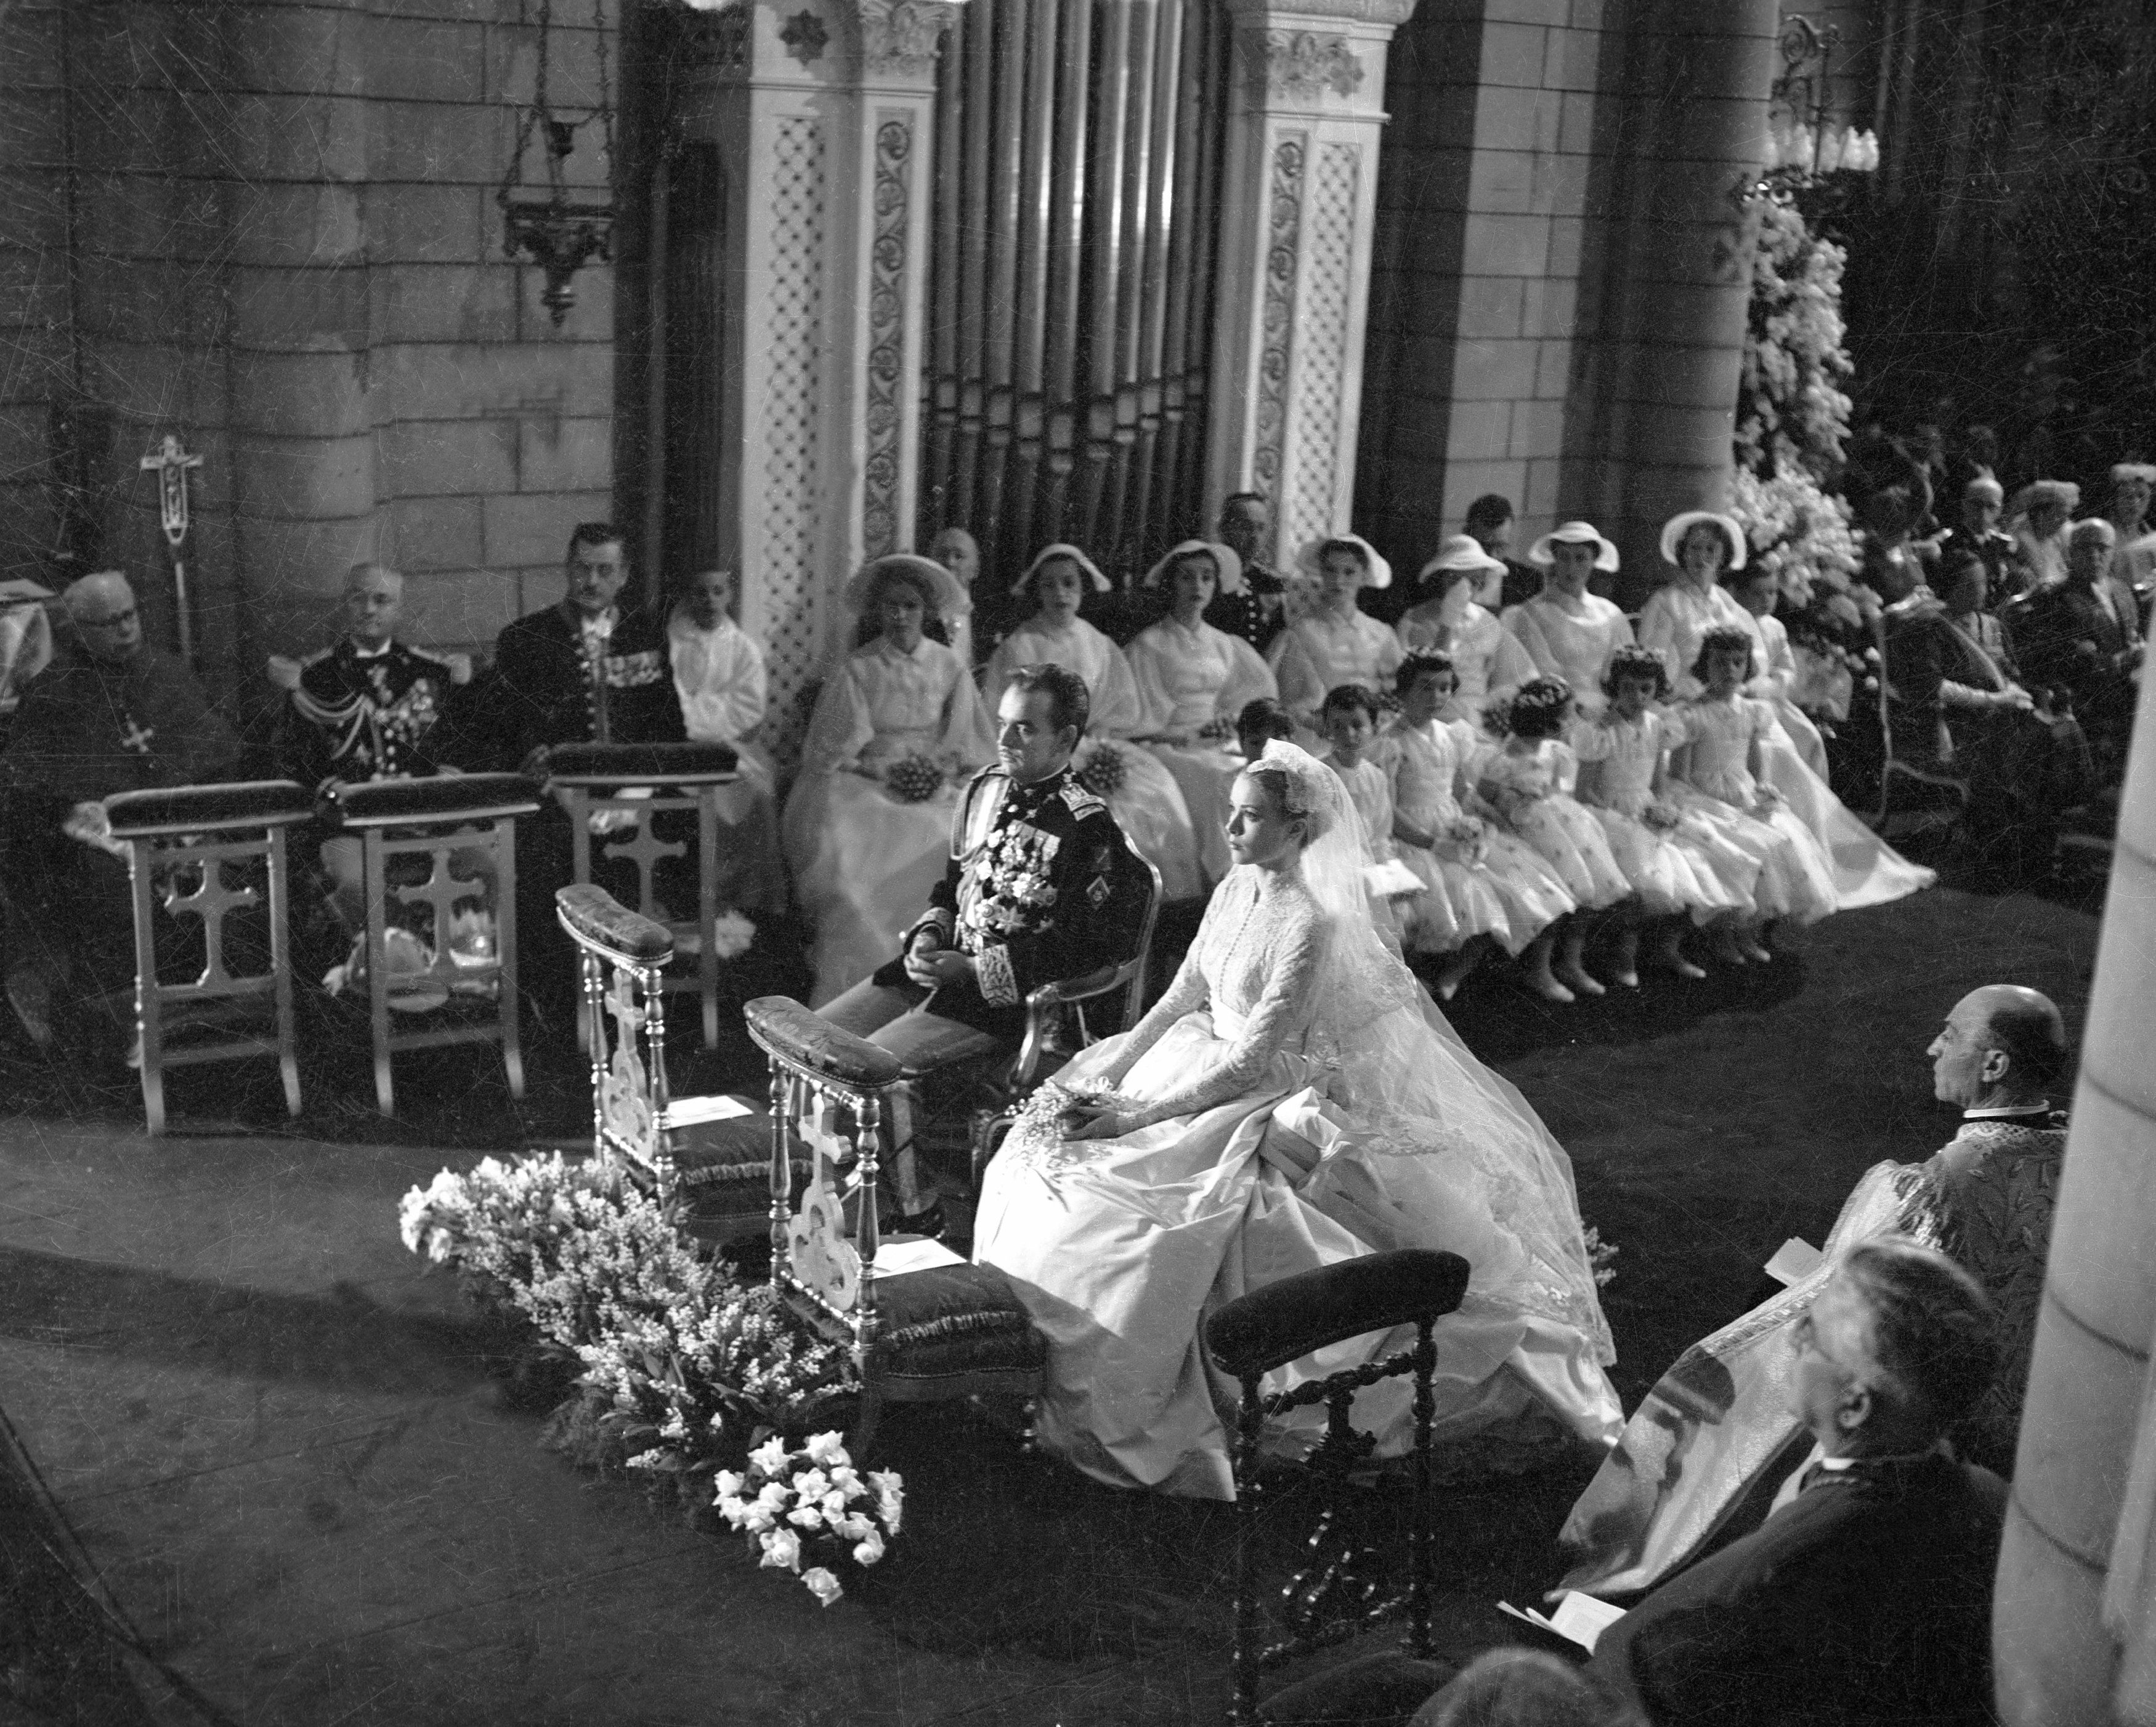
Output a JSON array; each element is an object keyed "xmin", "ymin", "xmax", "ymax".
[
  {"xmin": 343, "ymin": 564, "xmax": 405, "ymax": 647},
  {"xmin": 1929, "ymin": 985, "xmax": 2068, "ymax": 1109},
  {"xmin": 63, "ymin": 571, "xmax": 142, "ymax": 663}
]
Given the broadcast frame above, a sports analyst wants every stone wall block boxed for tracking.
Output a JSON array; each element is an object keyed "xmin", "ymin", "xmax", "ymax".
[
  {"xmin": 1540, "ymin": 25, "xmax": 1601, "ymax": 91},
  {"xmin": 222, "ymin": 92, "xmax": 371, "ymax": 185},
  {"xmin": 76, "ymin": 336, "xmax": 228, "ymax": 431},
  {"xmin": 1457, "ymin": 212, "xmax": 1552, "ymax": 278},
  {"xmin": 1446, "ymin": 398, "xmax": 1514, "ymax": 460},
  {"xmin": 383, "ymin": 495, "xmax": 485, "ymax": 572},
  {"xmin": 234, "ymin": 515, "xmax": 382, "ymax": 647},
  {"xmin": 0, "ymin": 404, "xmax": 49, "ymax": 484},
  {"xmin": 488, "ymin": 21, "xmax": 607, "ymax": 113},
  {"xmin": 0, "ymin": 251, "xmax": 65, "ymax": 344},
  {"xmin": 360, "ymin": 184, "xmax": 487, "ymax": 264},
  {"xmin": 368, "ymin": 101, "xmax": 511, "ymax": 186},
  {"xmin": 1457, "ymin": 273, "xmax": 1526, "ymax": 339},
  {"xmin": 370, "ymin": 263, "xmax": 519, "ymax": 345},
  {"xmin": 516, "ymin": 416, "xmax": 612, "ymax": 494},
  {"xmin": 1398, "ymin": 331, "xmax": 1461, "ymax": 398},
  {"xmin": 375, "ymin": 0, "xmax": 522, "ymax": 23},
  {"xmin": 482, "ymin": 491, "xmax": 612, "ymax": 568},
  {"xmin": 228, "ymin": 346, "xmax": 371, "ymax": 440},
  {"xmin": 0, "ymin": 171, "xmax": 65, "ymax": 255},
  {"xmin": 367, "ymin": 340, "xmax": 614, "ymax": 424},
  {"xmin": 1507, "ymin": 395, "xmax": 1565, "ymax": 459},
  {"xmin": 76, "ymin": 261, "xmax": 225, "ymax": 351},
  {"xmin": 232, "ymin": 433, "xmax": 377, "ymax": 522},
  {"xmin": 228, "ymin": 265, "xmax": 372, "ymax": 354},
  {"xmin": 1450, "ymin": 338, "xmax": 1540, "ymax": 401},
  {"xmin": 1534, "ymin": 148, "xmax": 1590, "ymax": 217},
  {"xmin": 401, "ymin": 568, "xmax": 526, "ymax": 653},
  {"xmin": 225, "ymin": 184, "xmax": 367, "ymax": 269},
  {"xmin": 378, "ymin": 419, "xmax": 520, "ymax": 499},
  {"xmin": 1472, "ymin": 86, "xmax": 1552, "ymax": 155},
  {"xmin": 76, "ymin": 174, "xmax": 225, "ymax": 265},
  {"xmin": 1546, "ymin": 213, "xmax": 1584, "ymax": 277},
  {"xmin": 363, "ymin": 14, "xmax": 490, "ymax": 105},
  {"xmin": 1521, "ymin": 275, "xmax": 1578, "ymax": 339},
  {"xmin": 1557, "ymin": 89, "xmax": 1598, "ymax": 155},
  {"xmin": 1488, "ymin": 0, "xmax": 1572, "ymax": 25},
  {"xmin": 1478, "ymin": 22, "xmax": 1549, "ymax": 88},
  {"xmin": 1440, "ymin": 460, "xmax": 1528, "ymax": 518},
  {"xmin": 1467, "ymin": 148, "xmax": 1539, "ymax": 215},
  {"xmin": 1533, "ymin": 338, "xmax": 1574, "ymax": 398},
  {"xmin": 217, "ymin": 7, "xmax": 368, "ymax": 98},
  {"xmin": 1567, "ymin": 0, "xmax": 1604, "ymax": 30}
]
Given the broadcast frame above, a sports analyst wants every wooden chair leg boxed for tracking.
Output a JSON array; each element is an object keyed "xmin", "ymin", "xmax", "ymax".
[
  {"xmin": 128, "ymin": 844, "xmax": 166, "ymax": 1136},
  {"xmin": 366, "ymin": 836, "xmax": 395, "ymax": 1116},
  {"xmin": 269, "ymin": 828, "xmax": 301, "ymax": 1118},
  {"xmin": 495, "ymin": 821, "xmax": 524, "ymax": 1100}
]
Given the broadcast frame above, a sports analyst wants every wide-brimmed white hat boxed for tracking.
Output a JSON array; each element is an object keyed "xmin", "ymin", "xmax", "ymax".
[
  {"xmin": 843, "ymin": 553, "xmax": 971, "ymax": 617},
  {"xmin": 2111, "ymin": 463, "xmax": 2156, "ymax": 487},
  {"xmin": 1295, "ymin": 533, "xmax": 1392, "ymax": 591},
  {"xmin": 2009, "ymin": 479, "xmax": 2080, "ymax": 519},
  {"xmin": 1526, "ymin": 520, "xmax": 1620, "ymax": 572},
  {"xmin": 1141, "ymin": 539, "xmax": 1246, "ymax": 595},
  {"xmin": 1012, "ymin": 543, "xmax": 1111, "ymax": 597},
  {"xmin": 1659, "ymin": 511, "xmax": 1748, "ymax": 572},
  {"xmin": 1415, "ymin": 535, "xmax": 1506, "ymax": 588}
]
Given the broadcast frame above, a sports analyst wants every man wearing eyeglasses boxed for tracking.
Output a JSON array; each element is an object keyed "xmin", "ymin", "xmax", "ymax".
[{"xmin": 0, "ymin": 571, "xmax": 239, "ymax": 1053}]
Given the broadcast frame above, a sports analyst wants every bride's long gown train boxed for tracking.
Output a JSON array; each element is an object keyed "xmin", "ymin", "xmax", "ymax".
[{"xmin": 974, "ymin": 863, "xmax": 1621, "ymax": 1499}]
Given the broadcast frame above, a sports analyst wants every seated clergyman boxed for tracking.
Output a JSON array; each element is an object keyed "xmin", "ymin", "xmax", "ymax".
[
  {"xmin": 817, "ymin": 663, "xmax": 1148, "ymax": 1236},
  {"xmin": 0, "ymin": 572, "xmax": 241, "ymax": 1053},
  {"xmin": 1588, "ymin": 1239, "xmax": 2008, "ymax": 1727}
]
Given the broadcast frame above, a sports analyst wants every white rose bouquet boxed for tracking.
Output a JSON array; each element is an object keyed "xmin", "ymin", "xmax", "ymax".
[{"xmin": 715, "ymin": 1431, "xmax": 904, "ymax": 1606}]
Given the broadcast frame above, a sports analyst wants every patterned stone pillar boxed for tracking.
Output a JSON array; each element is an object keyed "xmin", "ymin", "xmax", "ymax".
[
  {"xmin": 675, "ymin": 0, "xmax": 955, "ymax": 767},
  {"xmin": 1207, "ymin": 0, "xmax": 1414, "ymax": 568}
]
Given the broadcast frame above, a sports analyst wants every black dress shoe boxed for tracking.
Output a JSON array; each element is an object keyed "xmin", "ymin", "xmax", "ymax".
[{"xmin": 885, "ymin": 1200, "xmax": 946, "ymax": 1242}]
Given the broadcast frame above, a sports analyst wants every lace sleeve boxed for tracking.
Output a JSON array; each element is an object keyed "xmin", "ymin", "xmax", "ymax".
[
  {"xmin": 1130, "ymin": 897, "xmax": 1324, "ymax": 1126},
  {"xmin": 1084, "ymin": 892, "xmax": 1217, "ymax": 1088}
]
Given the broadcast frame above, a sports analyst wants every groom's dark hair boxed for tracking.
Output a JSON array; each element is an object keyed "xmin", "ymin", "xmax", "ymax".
[{"xmin": 1005, "ymin": 662, "xmax": 1090, "ymax": 740}]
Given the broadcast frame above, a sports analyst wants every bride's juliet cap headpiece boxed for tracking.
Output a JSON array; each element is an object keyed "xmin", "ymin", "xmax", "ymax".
[
  {"xmin": 1250, "ymin": 739, "xmax": 1336, "ymax": 842},
  {"xmin": 1142, "ymin": 539, "xmax": 1246, "ymax": 596},
  {"xmin": 1013, "ymin": 543, "xmax": 1112, "ymax": 598}
]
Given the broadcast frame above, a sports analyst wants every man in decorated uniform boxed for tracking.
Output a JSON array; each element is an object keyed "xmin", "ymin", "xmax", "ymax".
[
  {"xmin": 1, "ymin": 571, "xmax": 241, "ymax": 1051},
  {"xmin": 819, "ymin": 662, "xmax": 1148, "ymax": 1234},
  {"xmin": 269, "ymin": 562, "xmax": 476, "ymax": 932},
  {"xmin": 476, "ymin": 521, "xmax": 685, "ymax": 768}
]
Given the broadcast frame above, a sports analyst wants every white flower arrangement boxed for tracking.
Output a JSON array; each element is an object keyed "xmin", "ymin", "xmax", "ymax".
[{"xmin": 714, "ymin": 1432, "xmax": 903, "ymax": 1606}]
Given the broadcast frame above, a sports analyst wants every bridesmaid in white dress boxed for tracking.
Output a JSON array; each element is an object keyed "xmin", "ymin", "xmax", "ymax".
[
  {"xmin": 666, "ymin": 567, "xmax": 788, "ymax": 913},
  {"xmin": 1502, "ymin": 521, "xmax": 1632, "ymax": 716},
  {"xmin": 1395, "ymin": 536, "xmax": 1538, "ymax": 721},
  {"xmin": 1125, "ymin": 541, "xmax": 1279, "ymax": 884},
  {"xmin": 973, "ymin": 743, "xmax": 1620, "ymax": 1499},
  {"xmin": 1267, "ymin": 535, "xmax": 1404, "ymax": 724},
  {"xmin": 782, "ymin": 556, "xmax": 993, "ymax": 1005},
  {"xmin": 1641, "ymin": 511, "xmax": 1933, "ymax": 911},
  {"xmin": 983, "ymin": 544, "xmax": 1207, "ymax": 902}
]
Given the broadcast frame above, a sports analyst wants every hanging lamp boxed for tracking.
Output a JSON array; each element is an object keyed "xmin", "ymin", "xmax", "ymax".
[{"xmin": 498, "ymin": 0, "xmax": 618, "ymax": 326}]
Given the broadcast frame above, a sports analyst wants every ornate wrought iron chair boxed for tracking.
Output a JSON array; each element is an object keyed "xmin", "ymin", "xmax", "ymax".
[
  {"xmin": 317, "ymin": 772, "xmax": 540, "ymax": 1115},
  {"xmin": 1202, "ymin": 1249, "xmax": 1472, "ymax": 1727},
  {"xmin": 554, "ymin": 883, "xmax": 785, "ymax": 1244},
  {"xmin": 1870, "ymin": 610, "xmax": 1969, "ymax": 836},
  {"xmin": 745, "ymin": 994, "xmax": 1047, "ymax": 1455},
  {"xmin": 104, "ymin": 780, "xmax": 317, "ymax": 1134},
  {"xmin": 539, "ymin": 741, "xmax": 744, "ymax": 1050}
]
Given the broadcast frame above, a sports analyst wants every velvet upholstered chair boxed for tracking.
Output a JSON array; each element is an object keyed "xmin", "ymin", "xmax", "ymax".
[{"xmin": 1204, "ymin": 1249, "xmax": 1472, "ymax": 1727}]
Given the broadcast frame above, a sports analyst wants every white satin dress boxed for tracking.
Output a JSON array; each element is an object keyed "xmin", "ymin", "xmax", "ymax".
[
  {"xmin": 1124, "ymin": 617, "xmax": 1279, "ymax": 883},
  {"xmin": 975, "ymin": 866, "xmax": 1622, "ymax": 1500}
]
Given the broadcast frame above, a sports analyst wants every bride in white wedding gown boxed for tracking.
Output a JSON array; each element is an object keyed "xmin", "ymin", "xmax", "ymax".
[{"xmin": 973, "ymin": 742, "xmax": 1621, "ymax": 1499}]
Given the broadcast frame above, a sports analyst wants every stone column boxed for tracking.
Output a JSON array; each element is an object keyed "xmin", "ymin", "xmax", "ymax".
[
  {"xmin": 1207, "ymin": 0, "xmax": 1414, "ymax": 568},
  {"xmin": 676, "ymin": 0, "xmax": 955, "ymax": 762},
  {"xmin": 1568, "ymin": 0, "xmax": 1780, "ymax": 609}
]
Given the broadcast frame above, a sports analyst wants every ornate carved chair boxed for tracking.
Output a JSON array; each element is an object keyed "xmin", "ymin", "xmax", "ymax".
[
  {"xmin": 1202, "ymin": 1249, "xmax": 1472, "ymax": 1727},
  {"xmin": 1870, "ymin": 610, "xmax": 1970, "ymax": 836},
  {"xmin": 317, "ymin": 773, "xmax": 541, "ymax": 1115},
  {"xmin": 554, "ymin": 883, "xmax": 784, "ymax": 1244},
  {"xmin": 538, "ymin": 741, "xmax": 744, "ymax": 1050},
  {"xmin": 744, "ymin": 994, "xmax": 1046, "ymax": 1455},
  {"xmin": 104, "ymin": 780, "xmax": 317, "ymax": 1134}
]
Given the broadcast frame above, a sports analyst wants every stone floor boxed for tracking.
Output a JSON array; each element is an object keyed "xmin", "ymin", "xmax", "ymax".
[{"xmin": 0, "ymin": 869, "xmax": 2104, "ymax": 1726}]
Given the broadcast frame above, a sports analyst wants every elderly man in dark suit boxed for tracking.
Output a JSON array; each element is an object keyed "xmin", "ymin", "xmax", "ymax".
[
  {"xmin": 2014, "ymin": 517, "xmax": 2143, "ymax": 772},
  {"xmin": 1589, "ymin": 1239, "xmax": 2006, "ymax": 1727}
]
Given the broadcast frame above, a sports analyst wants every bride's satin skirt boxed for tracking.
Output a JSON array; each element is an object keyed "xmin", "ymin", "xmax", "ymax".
[
  {"xmin": 1756, "ymin": 718, "xmax": 1935, "ymax": 911},
  {"xmin": 974, "ymin": 1016, "xmax": 1622, "ymax": 1500}
]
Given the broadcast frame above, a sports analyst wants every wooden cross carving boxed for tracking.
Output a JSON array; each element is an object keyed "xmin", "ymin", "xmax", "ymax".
[
  {"xmin": 389, "ymin": 847, "xmax": 488, "ymax": 979},
  {"xmin": 160, "ymin": 857, "xmax": 258, "ymax": 989},
  {"xmin": 596, "ymin": 803, "xmax": 686, "ymax": 918}
]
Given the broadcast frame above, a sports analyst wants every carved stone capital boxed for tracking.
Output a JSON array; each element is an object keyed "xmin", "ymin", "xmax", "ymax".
[
  {"xmin": 1253, "ymin": 30, "xmax": 1365, "ymax": 103},
  {"xmin": 1222, "ymin": 0, "xmax": 1416, "ymax": 30},
  {"xmin": 851, "ymin": 0, "xmax": 963, "ymax": 77}
]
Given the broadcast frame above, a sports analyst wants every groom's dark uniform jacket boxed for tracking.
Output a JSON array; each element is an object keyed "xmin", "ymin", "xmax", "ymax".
[
  {"xmin": 877, "ymin": 764, "xmax": 1147, "ymax": 1040},
  {"xmin": 1590, "ymin": 1449, "xmax": 2006, "ymax": 1726}
]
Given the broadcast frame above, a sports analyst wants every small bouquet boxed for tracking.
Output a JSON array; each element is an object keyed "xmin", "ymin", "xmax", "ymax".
[
  {"xmin": 1197, "ymin": 714, "xmax": 1238, "ymax": 745},
  {"xmin": 715, "ymin": 1431, "xmax": 902, "ymax": 1607},
  {"xmin": 1437, "ymin": 814, "xmax": 1489, "ymax": 867},
  {"xmin": 883, "ymin": 754, "xmax": 943, "ymax": 804},
  {"xmin": 1077, "ymin": 742, "xmax": 1129, "ymax": 798},
  {"xmin": 708, "ymin": 909, "xmax": 757, "ymax": 961},
  {"xmin": 1641, "ymin": 801, "xmax": 1684, "ymax": 833}
]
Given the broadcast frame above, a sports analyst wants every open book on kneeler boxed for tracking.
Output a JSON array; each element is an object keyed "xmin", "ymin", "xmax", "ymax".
[{"xmin": 864, "ymin": 1260, "xmax": 1046, "ymax": 1396}]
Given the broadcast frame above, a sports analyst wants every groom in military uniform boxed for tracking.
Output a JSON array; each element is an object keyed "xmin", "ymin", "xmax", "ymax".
[{"xmin": 820, "ymin": 661, "xmax": 1148, "ymax": 1233}]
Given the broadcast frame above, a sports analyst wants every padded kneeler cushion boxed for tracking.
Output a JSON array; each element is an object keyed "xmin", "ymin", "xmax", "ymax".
[
  {"xmin": 745, "ymin": 996, "xmax": 904, "ymax": 1090},
  {"xmin": 106, "ymin": 779, "xmax": 316, "ymax": 837},
  {"xmin": 867, "ymin": 1263, "xmax": 1045, "ymax": 1386},
  {"xmin": 666, "ymin": 1113, "xmax": 775, "ymax": 1186},
  {"xmin": 318, "ymin": 772, "xmax": 541, "ymax": 828},
  {"xmin": 1205, "ymin": 1248, "xmax": 1470, "ymax": 1381},
  {"xmin": 557, "ymin": 883, "xmax": 673, "ymax": 963}
]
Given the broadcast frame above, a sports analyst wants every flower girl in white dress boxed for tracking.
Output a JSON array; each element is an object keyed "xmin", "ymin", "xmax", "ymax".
[{"xmin": 973, "ymin": 743, "xmax": 1620, "ymax": 1499}]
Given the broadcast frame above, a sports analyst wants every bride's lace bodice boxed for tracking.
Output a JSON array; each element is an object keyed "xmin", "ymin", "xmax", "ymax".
[{"xmin": 1096, "ymin": 867, "xmax": 1326, "ymax": 1121}]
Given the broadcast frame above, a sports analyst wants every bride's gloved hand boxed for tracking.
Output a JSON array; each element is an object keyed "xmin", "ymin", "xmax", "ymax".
[{"xmin": 1059, "ymin": 1099, "xmax": 1137, "ymax": 1140}]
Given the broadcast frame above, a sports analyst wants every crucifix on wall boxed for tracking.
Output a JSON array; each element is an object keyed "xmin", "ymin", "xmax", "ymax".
[{"xmin": 139, "ymin": 434, "xmax": 203, "ymax": 665}]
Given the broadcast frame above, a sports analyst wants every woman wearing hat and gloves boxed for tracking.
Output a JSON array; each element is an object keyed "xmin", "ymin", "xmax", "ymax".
[
  {"xmin": 1125, "ymin": 541, "xmax": 1279, "ymax": 884},
  {"xmin": 1267, "ymin": 535, "xmax": 1404, "ymax": 724},
  {"xmin": 784, "ymin": 554, "xmax": 996, "ymax": 1003},
  {"xmin": 1646, "ymin": 511, "xmax": 1934, "ymax": 910},
  {"xmin": 2006, "ymin": 479, "xmax": 2078, "ymax": 594},
  {"xmin": 1502, "ymin": 522, "xmax": 1633, "ymax": 716},
  {"xmin": 984, "ymin": 545, "xmax": 1206, "ymax": 900},
  {"xmin": 1395, "ymin": 536, "xmax": 1538, "ymax": 722}
]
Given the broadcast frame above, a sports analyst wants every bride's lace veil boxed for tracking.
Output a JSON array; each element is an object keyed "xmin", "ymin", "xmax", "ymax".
[{"xmin": 1253, "ymin": 742, "xmax": 1615, "ymax": 1362}]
